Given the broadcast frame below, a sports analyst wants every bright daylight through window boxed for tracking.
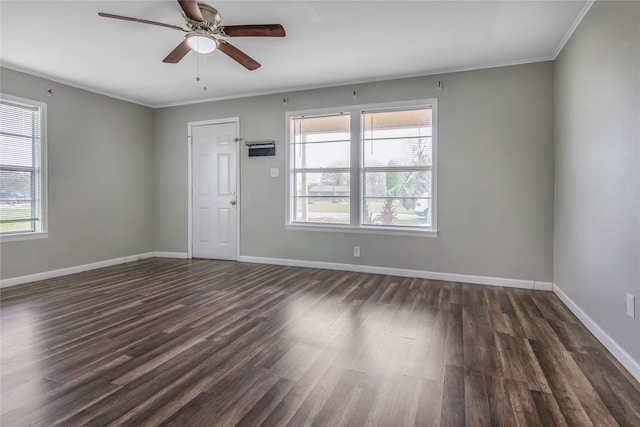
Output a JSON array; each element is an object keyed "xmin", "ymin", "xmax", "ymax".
[
  {"xmin": 288, "ymin": 100, "xmax": 436, "ymax": 233},
  {"xmin": 0, "ymin": 95, "xmax": 46, "ymax": 237}
]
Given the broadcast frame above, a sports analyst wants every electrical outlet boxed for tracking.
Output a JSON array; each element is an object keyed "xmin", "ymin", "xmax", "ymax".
[
  {"xmin": 353, "ymin": 246, "xmax": 361, "ymax": 257},
  {"xmin": 270, "ymin": 168, "xmax": 279, "ymax": 178},
  {"xmin": 627, "ymin": 294, "xmax": 636, "ymax": 319}
]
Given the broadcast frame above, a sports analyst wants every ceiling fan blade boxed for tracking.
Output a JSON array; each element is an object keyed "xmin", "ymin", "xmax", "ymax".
[
  {"xmin": 217, "ymin": 40, "xmax": 261, "ymax": 70},
  {"xmin": 98, "ymin": 12, "xmax": 186, "ymax": 32},
  {"xmin": 220, "ymin": 24, "xmax": 286, "ymax": 37},
  {"xmin": 163, "ymin": 41, "xmax": 191, "ymax": 63},
  {"xmin": 178, "ymin": 0, "xmax": 204, "ymax": 22}
]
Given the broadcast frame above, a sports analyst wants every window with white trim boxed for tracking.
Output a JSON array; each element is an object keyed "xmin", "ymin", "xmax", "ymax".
[
  {"xmin": 0, "ymin": 94, "xmax": 47, "ymax": 237},
  {"xmin": 287, "ymin": 100, "xmax": 436, "ymax": 233}
]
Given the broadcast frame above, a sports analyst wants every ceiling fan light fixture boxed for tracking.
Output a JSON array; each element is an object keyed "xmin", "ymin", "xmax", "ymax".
[{"xmin": 185, "ymin": 33, "xmax": 218, "ymax": 54}]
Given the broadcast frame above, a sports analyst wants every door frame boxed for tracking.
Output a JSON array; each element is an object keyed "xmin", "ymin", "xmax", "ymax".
[{"xmin": 187, "ymin": 117, "xmax": 240, "ymax": 260}]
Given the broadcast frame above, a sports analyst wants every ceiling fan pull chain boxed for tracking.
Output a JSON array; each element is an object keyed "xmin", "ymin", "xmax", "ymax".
[
  {"xmin": 194, "ymin": 53, "xmax": 207, "ymax": 91},
  {"xmin": 202, "ymin": 54, "xmax": 207, "ymax": 91},
  {"xmin": 196, "ymin": 49, "xmax": 200, "ymax": 82}
]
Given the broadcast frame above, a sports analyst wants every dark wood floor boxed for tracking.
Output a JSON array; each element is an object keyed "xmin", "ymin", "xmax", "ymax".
[{"xmin": 1, "ymin": 259, "xmax": 639, "ymax": 426}]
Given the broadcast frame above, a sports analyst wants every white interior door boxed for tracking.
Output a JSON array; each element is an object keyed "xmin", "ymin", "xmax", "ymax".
[{"xmin": 191, "ymin": 121, "xmax": 238, "ymax": 260}]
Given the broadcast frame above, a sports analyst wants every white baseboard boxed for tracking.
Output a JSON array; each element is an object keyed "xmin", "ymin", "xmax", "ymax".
[
  {"xmin": 534, "ymin": 281, "xmax": 554, "ymax": 291},
  {"xmin": 0, "ymin": 251, "xmax": 556, "ymax": 293},
  {"xmin": 0, "ymin": 252, "xmax": 154, "ymax": 288},
  {"xmin": 237, "ymin": 255, "xmax": 545, "ymax": 290},
  {"xmin": 153, "ymin": 251, "xmax": 188, "ymax": 259},
  {"xmin": 553, "ymin": 283, "xmax": 640, "ymax": 382}
]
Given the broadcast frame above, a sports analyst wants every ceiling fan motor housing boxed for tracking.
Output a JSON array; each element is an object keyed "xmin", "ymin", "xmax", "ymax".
[{"xmin": 184, "ymin": 4, "xmax": 221, "ymax": 32}]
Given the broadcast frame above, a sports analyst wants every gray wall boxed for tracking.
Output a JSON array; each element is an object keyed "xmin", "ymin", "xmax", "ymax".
[
  {"xmin": 0, "ymin": 68, "xmax": 154, "ymax": 280},
  {"xmin": 154, "ymin": 62, "xmax": 555, "ymax": 282},
  {"xmin": 554, "ymin": 2, "xmax": 640, "ymax": 364},
  {"xmin": 1, "ymin": 62, "xmax": 555, "ymax": 284}
]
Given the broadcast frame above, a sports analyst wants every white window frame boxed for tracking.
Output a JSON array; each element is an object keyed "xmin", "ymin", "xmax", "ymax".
[
  {"xmin": 0, "ymin": 93, "xmax": 48, "ymax": 242},
  {"xmin": 285, "ymin": 99, "xmax": 437, "ymax": 237}
]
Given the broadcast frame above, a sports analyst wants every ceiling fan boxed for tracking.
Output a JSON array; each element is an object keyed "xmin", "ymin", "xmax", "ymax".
[{"xmin": 98, "ymin": 0, "xmax": 285, "ymax": 70}]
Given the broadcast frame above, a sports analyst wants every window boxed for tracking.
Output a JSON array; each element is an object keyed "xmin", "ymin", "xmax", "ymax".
[
  {"xmin": 291, "ymin": 113, "xmax": 351, "ymax": 225},
  {"xmin": 0, "ymin": 94, "xmax": 47, "ymax": 239},
  {"xmin": 287, "ymin": 100, "xmax": 436, "ymax": 234}
]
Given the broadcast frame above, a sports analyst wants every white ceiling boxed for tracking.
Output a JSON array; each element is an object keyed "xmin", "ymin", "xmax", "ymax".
[{"xmin": 0, "ymin": 1, "xmax": 589, "ymax": 107}]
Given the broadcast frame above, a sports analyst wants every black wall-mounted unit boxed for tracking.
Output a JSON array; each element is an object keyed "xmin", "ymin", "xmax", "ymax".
[{"xmin": 246, "ymin": 140, "xmax": 276, "ymax": 157}]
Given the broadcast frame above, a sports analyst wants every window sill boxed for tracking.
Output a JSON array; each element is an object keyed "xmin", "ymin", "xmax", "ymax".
[
  {"xmin": 285, "ymin": 223, "xmax": 438, "ymax": 238},
  {"xmin": 0, "ymin": 232, "xmax": 49, "ymax": 243}
]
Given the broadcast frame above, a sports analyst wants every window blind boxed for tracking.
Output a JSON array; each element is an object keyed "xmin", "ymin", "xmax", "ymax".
[
  {"xmin": 361, "ymin": 107, "xmax": 433, "ymax": 227},
  {"xmin": 0, "ymin": 99, "xmax": 43, "ymax": 234},
  {"xmin": 291, "ymin": 113, "xmax": 351, "ymax": 224}
]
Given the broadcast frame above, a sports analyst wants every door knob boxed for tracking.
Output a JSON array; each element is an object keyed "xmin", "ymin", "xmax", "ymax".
[{"xmin": 230, "ymin": 200, "xmax": 237, "ymax": 205}]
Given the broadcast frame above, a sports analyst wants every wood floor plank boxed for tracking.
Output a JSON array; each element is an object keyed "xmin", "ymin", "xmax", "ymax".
[
  {"xmin": 530, "ymin": 317, "xmax": 620, "ymax": 426},
  {"xmin": 464, "ymin": 371, "xmax": 492, "ymax": 426},
  {"xmin": 233, "ymin": 378, "xmax": 295, "ymax": 427},
  {"xmin": 279, "ymin": 364, "xmax": 343, "ymax": 427},
  {"xmin": 308, "ymin": 368, "xmax": 365, "ymax": 427},
  {"xmin": 495, "ymin": 332, "xmax": 551, "ymax": 393},
  {"xmin": 161, "ymin": 365, "xmax": 280, "ymax": 427},
  {"xmin": 440, "ymin": 365, "xmax": 465, "ymax": 427},
  {"xmin": 0, "ymin": 376, "xmax": 63, "ymax": 415},
  {"xmin": 507, "ymin": 291, "xmax": 539, "ymax": 339},
  {"xmin": 462, "ymin": 287, "xmax": 503, "ymax": 378},
  {"xmin": 1, "ymin": 375, "xmax": 122, "ymax": 426},
  {"xmin": 573, "ymin": 349, "xmax": 640, "ymax": 426},
  {"xmin": 331, "ymin": 374, "xmax": 382, "ymax": 427},
  {"xmin": 413, "ymin": 379, "xmax": 443, "ymax": 427},
  {"xmin": 485, "ymin": 374, "xmax": 518, "ymax": 427},
  {"xmin": 530, "ymin": 390, "xmax": 570, "ymax": 427},
  {"xmin": 404, "ymin": 307, "xmax": 448, "ymax": 381},
  {"xmin": 504, "ymin": 379, "xmax": 544, "ymax": 427},
  {"xmin": 444, "ymin": 302, "xmax": 464, "ymax": 368},
  {"xmin": 63, "ymin": 340, "xmax": 227, "ymax": 426},
  {"xmin": 259, "ymin": 351, "xmax": 336, "ymax": 426},
  {"xmin": 529, "ymin": 337, "xmax": 595, "ymax": 426},
  {"xmin": 364, "ymin": 374, "xmax": 423, "ymax": 426},
  {"xmin": 1, "ymin": 258, "xmax": 639, "ymax": 426}
]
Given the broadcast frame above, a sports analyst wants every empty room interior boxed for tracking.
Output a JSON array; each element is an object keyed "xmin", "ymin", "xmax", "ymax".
[{"xmin": 1, "ymin": 0, "xmax": 639, "ymax": 425}]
